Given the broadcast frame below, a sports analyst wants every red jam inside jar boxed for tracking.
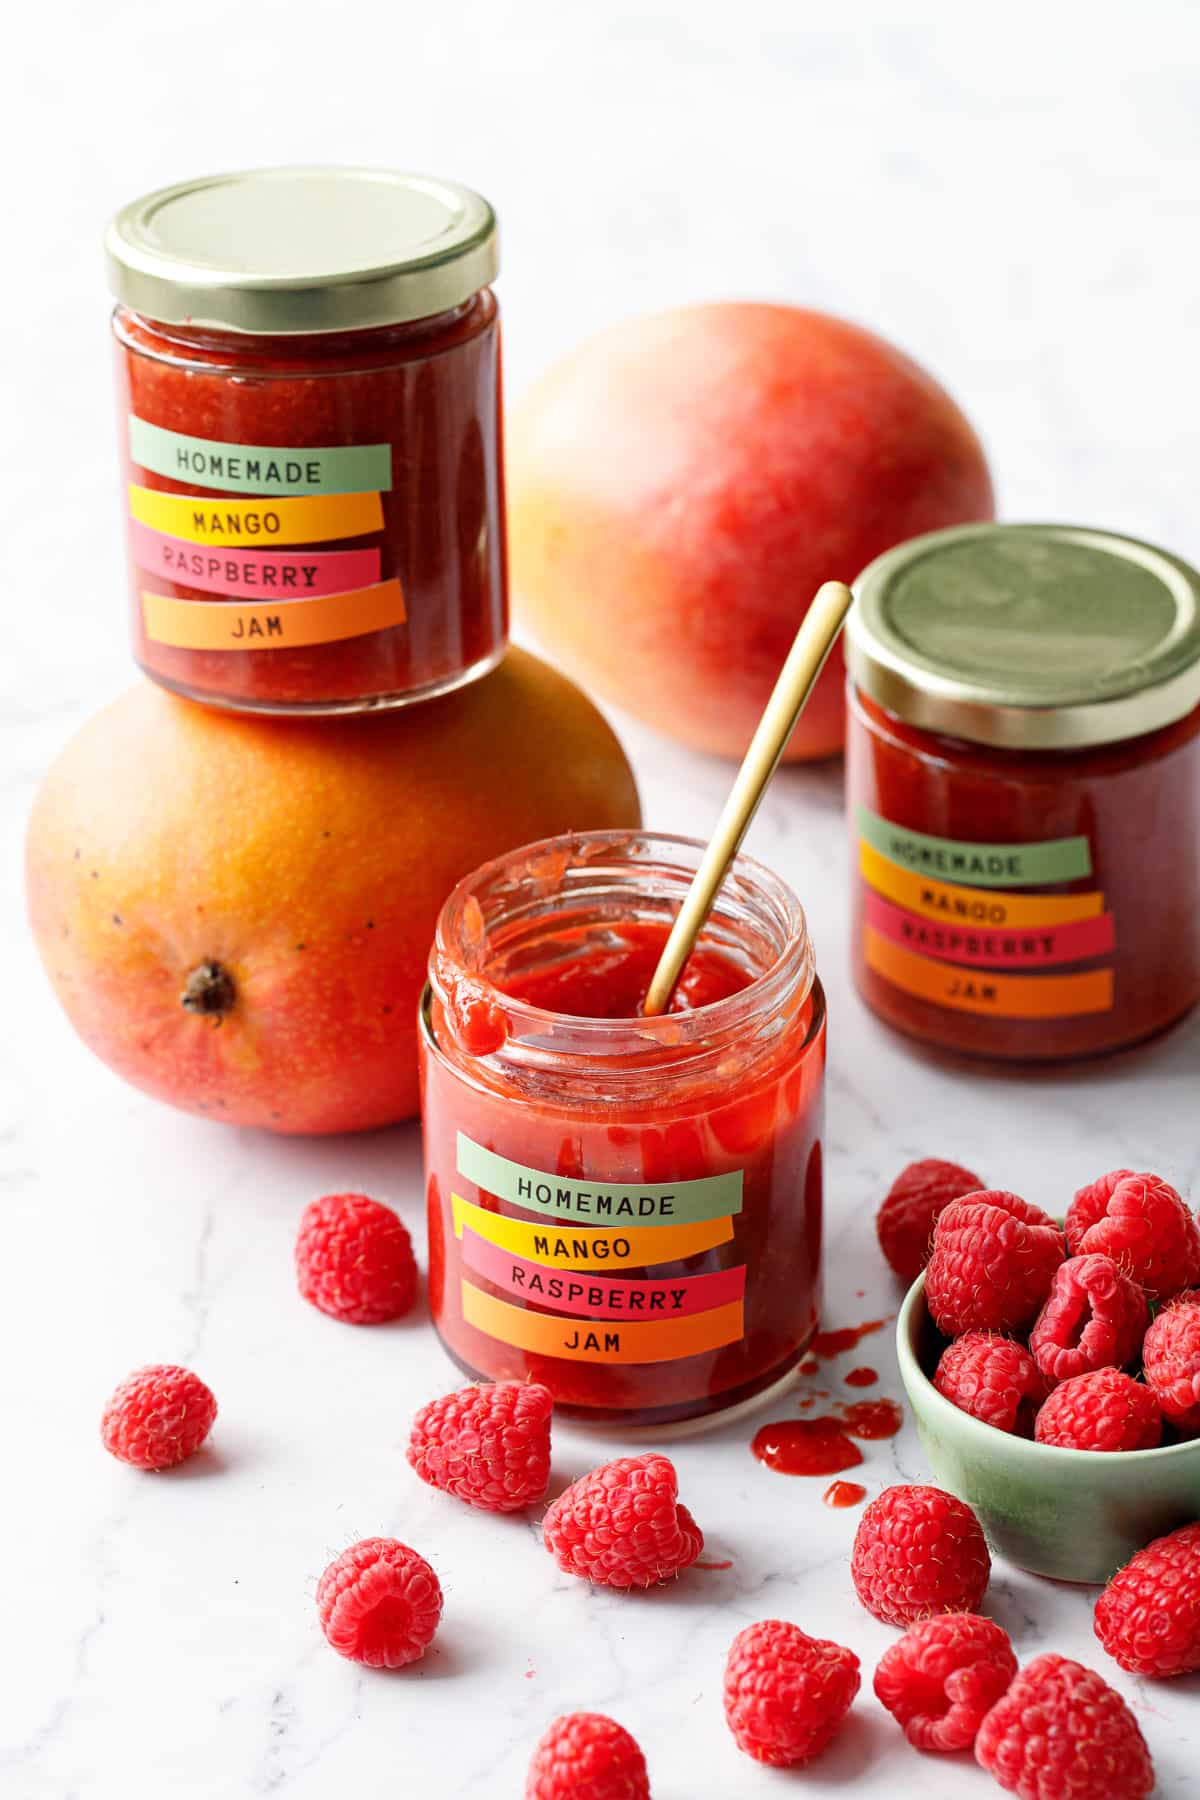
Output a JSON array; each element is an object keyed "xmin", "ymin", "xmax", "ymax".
[
  {"xmin": 106, "ymin": 169, "xmax": 506, "ymax": 715},
  {"xmin": 846, "ymin": 524, "xmax": 1200, "ymax": 1061},
  {"xmin": 418, "ymin": 831, "xmax": 826, "ymax": 1425}
]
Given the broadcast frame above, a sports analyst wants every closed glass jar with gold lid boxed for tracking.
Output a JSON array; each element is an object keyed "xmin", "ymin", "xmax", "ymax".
[
  {"xmin": 846, "ymin": 522, "xmax": 1200, "ymax": 1061},
  {"xmin": 106, "ymin": 167, "xmax": 506, "ymax": 715}
]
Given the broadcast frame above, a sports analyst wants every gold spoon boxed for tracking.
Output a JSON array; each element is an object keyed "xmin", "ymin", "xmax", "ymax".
[{"xmin": 642, "ymin": 580, "xmax": 854, "ymax": 1017}]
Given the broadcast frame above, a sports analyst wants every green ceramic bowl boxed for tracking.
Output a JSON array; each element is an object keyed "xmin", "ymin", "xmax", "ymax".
[{"xmin": 897, "ymin": 1271, "xmax": 1200, "ymax": 1584}]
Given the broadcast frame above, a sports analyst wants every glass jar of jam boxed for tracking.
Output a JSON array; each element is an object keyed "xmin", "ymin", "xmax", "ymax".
[
  {"xmin": 846, "ymin": 523, "xmax": 1200, "ymax": 1061},
  {"xmin": 105, "ymin": 168, "xmax": 506, "ymax": 714},
  {"xmin": 419, "ymin": 830, "xmax": 826, "ymax": 1426}
]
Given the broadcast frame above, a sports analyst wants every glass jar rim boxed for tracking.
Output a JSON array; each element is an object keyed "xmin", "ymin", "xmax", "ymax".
[{"xmin": 428, "ymin": 828, "xmax": 816, "ymax": 1066}]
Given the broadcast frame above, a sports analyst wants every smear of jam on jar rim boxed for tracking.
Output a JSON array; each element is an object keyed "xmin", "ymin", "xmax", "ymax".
[
  {"xmin": 751, "ymin": 1417, "xmax": 864, "ymax": 1477},
  {"xmin": 823, "ymin": 1479, "xmax": 868, "ymax": 1508}
]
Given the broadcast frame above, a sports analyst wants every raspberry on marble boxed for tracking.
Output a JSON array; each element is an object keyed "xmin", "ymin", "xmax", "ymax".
[
  {"xmin": 316, "ymin": 1537, "xmax": 442, "ymax": 1668},
  {"xmin": 874, "ymin": 1612, "xmax": 1016, "ymax": 1752},
  {"xmin": 1094, "ymin": 1521, "xmax": 1200, "ymax": 1678},
  {"xmin": 974, "ymin": 1653, "xmax": 1153, "ymax": 1798},
  {"xmin": 295, "ymin": 1191, "xmax": 417, "ymax": 1324},
  {"xmin": 100, "ymin": 1363, "xmax": 217, "ymax": 1470},
  {"xmin": 542, "ymin": 1453, "xmax": 702, "ymax": 1589},
  {"xmin": 407, "ymin": 1379, "xmax": 553, "ymax": 1512},
  {"xmin": 851, "ymin": 1484, "xmax": 990, "ymax": 1625},
  {"xmin": 525, "ymin": 1712, "xmax": 650, "ymax": 1800},
  {"xmin": 724, "ymin": 1619, "xmax": 860, "ymax": 1766}
]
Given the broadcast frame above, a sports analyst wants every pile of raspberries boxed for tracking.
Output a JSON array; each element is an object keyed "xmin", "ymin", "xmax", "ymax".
[
  {"xmin": 884, "ymin": 1162, "xmax": 1200, "ymax": 1450},
  {"xmin": 97, "ymin": 1184, "xmax": 1200, "ymax": 1796}
]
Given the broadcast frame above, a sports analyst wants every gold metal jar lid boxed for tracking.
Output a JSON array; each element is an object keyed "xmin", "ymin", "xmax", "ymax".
[
  {"xmin": 106, "ymin": 166, "xmax": 498, "ymax": 335},
  {"xmin": 846, "ymin": 523, "xmax": 1200, "ymax": 751}
]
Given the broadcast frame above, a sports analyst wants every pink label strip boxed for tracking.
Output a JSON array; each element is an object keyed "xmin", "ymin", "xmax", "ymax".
[
  {"xmin": 864, "ymin": 888, "xmax": 1117, "ymax": 969},
  {"xmin": 129, "ymin": 519, "xmax": 381, "ymax": 599},
  {"xmin": 461, "ymin": 1228, "xmax": 746, "ymax": 1320}
]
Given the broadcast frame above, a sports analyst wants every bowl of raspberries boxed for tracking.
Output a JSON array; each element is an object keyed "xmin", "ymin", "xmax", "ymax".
[{"xmin": 890, "ymin": 1165, "xmax": 1200, "ymax": 1582}]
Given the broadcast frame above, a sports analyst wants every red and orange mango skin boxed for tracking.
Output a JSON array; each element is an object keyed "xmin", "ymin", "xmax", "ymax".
[
  {"xmin": 508, "ymin": 303, "xmax": 994, "ymax": 762},
  {"xmin": 26, "ymin": 651, "xmax": 640, "ymax": 1134}
]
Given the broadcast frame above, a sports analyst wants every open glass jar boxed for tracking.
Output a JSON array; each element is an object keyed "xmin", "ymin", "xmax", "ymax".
[
  {"xmin": 106, "ymin": 168, "xmax": 506, "ymax": 714},
  {"xmin": 419, "ymin": 831, "xmax": 826, "ymax": 1426},
  {"xmin": 846, "ymin": 523, "xmax": 1200, "ymax": 1061}
]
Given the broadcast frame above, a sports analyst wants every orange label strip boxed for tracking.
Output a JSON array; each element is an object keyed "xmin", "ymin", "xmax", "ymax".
[
  {"xmin": 865, "ymin": 925, "xmax": 1114, "ymax": 1018},
  {"xmin": 461, "ymin": 1280, "xmax": 745, "ymax": 1363},
  {"xmin": 860, "ymin": 842, "xmax": 1104, "ymax": 929},
  {"xmin": 142, "ymin": 580, "xmax": 406, "ymax": 651}
]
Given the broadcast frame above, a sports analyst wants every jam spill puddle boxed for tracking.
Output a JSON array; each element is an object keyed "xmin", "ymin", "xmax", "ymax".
[
  {"xmin": 751, "ymin": 1417, "xmax": 864, "ymax": 1476},
  {"xmin": 844, "ymin": 1365, "xmax": 878, "ymax": 1388},
  {"xmin": 752, "ymin": 1391, "xmax": 903, "ymax": 1477},
  {"xmin": 837, "ymin": 1397, "xmax": 903, "ymax": 1439},
  {"xmin": 810, "ymin": 1318, "xmax": 889, "ymax": 1357},
  {"xmin": 823, "ymin": 1479, "xmax": 868, "ymax": 1508}
]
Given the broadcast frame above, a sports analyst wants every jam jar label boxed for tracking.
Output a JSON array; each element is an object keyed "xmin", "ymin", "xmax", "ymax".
[
  {"xmin": 129, "ymin": 417, "xmax": 393, "ymax": 496},
  {"xmin": 126, "ymin": 416, "xmax": 407, "ymax": 652},
  {"xmin": 857, "ymin": 805, "xmax": 1116, "ymax": 1019},
  {"xmin": 452, "ymin": 1134, "xmax": 746, "ymax": 1364}
]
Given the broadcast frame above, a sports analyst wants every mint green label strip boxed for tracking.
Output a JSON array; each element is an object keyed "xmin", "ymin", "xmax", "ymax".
[
  {"xmin": 457, "ymin": 1134, "xmax": 743, "ymax": 1226},
  {"xmin": 857, "ymin": 805, "xmax": 1092, "ymax": 886},
  {"xmin": 129, "ymin": 417, "xmax": 392, "ymax": 496}
]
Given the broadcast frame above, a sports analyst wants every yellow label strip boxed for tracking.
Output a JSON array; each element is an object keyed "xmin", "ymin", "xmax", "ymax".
[
  {"xmin": 860, "ymin": 842, "xmax": 1104, "ymax": 928},
  {"xmin": 450, "ymin": 1194, "xmax": 733, "ymax": 1269},
  {"xmin": 128, "ymin": 483, "xmax": 383, "ymax": 546}
]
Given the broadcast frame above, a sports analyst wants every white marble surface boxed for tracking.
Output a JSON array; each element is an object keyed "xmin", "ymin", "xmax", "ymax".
[{"xmin": 4, "ymin": 2, "xmax": 1200, "ymax": 1794}]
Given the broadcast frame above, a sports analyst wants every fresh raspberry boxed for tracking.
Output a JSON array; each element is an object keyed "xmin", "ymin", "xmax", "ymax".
[
  {"xmin": 295, "ymin": 1192, "xmax": 417, "ymax": 1324},
  {"xmin": 933, "ymin": 1332, "xmax": 1048, "ymax": 1436},
  {"xmin": 1065, "ymin": 1168, "xmax": 1132, "ymax": 1253},
  {"xmin": 1094, "ymin": 1521, "xmax": 1200, "ymax": 1677},
  {"xmin": 407, "ymin": 1380, "xmax": 553, "ymax": 1513},
  {"xmin": 876, "ymin": 1158, "xmax": 985, "ymax": 1284},
  {"xmin": 1028, "ymin": 1255, "xmax": 1149, "ymax": 1387},
  {"xmin": 100, "ymin": 1364, "xmax": 217, "ymax": 1470},
  {"xmin": 874, "ymin": 1613, "xmax": 1017, "ymax": 1752},
  {"xmin": 316, "ymin": 1537, "xmax": 442, "ymax": 1668},
  {"xmin": 1142, "ymin": 1291, "xmax": 1200, "ymax": 1431},
  {"xmin": 975, "ymin": 1653, "xmax": 1154, "ymax": 1799},
  {"xmin": 723, "ymin": 1619, "xmax": 860, "ymax": 1766},
  {"xmin": 851, "ymin": 1484, "xmax": 990, "ymax": 1625},
  {"xmin": 542, "ymin": 1453, "xmax": 703, "ymax": 1589},
  {"xmin": 1034, "ymin": 1369, "xmax": 1161, "ymax": 1451},
  {"xmin": 924, "ymin": 1191, "xmax": 1064, "ymax": 1338},
  {"xmin": 1067, "ymin": 1170, "xmax": 1200, "ymax": 1300},
  {"xmin": 525, "ymin": 1713, "xmax": 649, "ymax": 1800}
]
